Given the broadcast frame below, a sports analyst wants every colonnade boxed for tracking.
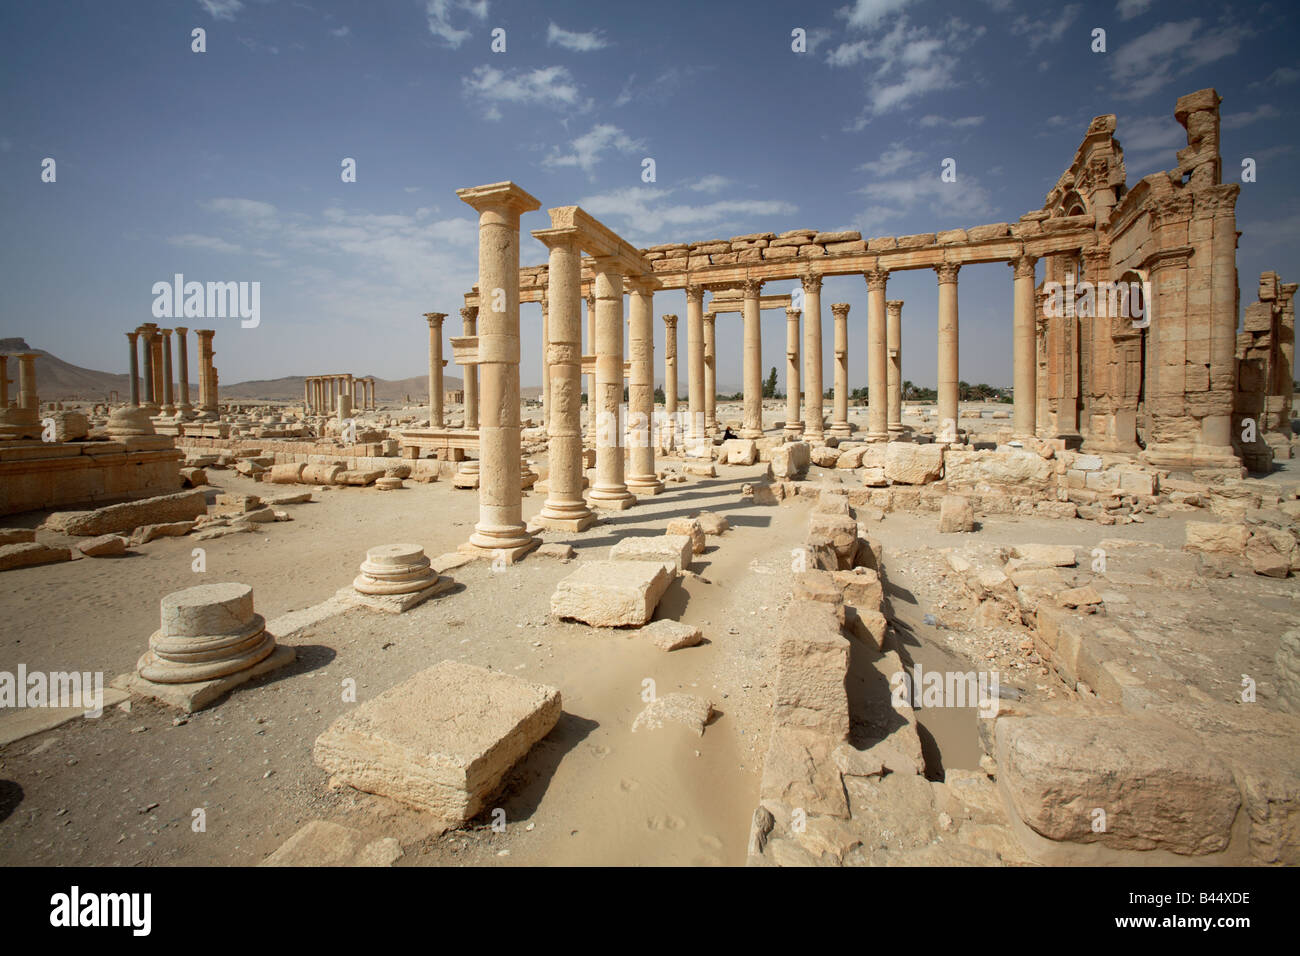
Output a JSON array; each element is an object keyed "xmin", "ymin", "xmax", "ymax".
[
  {"xmin": 122, "ymin": 325, "xmax": 214, "ymax": 419},
  {"xmin": 305, "ymin": 374, "xmax": 376, "ymax": 414}
]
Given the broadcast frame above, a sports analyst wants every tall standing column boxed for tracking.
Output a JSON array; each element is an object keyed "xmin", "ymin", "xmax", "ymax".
[
  {"xmin": 175, "ymin": 326, "xmax": 192, "ymax": 417},
  {"xmin": 304, "ymin": 378, "xmax": 311, "ymax": 412},
  {"xmin": 460, "ymin": 305, "xmax": 479, "ymax": 430},
  {"xmin": 125, "ymin": 333, "xmax": 140, "ymax": 406},
  {"xmin": 703, "ymin": 312, "xmax": 717, "ymax": 433},
  {"xmin": 160, "ymin": 328, "xmax": 176, "ymax": 416},
  {"xmin": 535, "ymin": 229, "xmax": 595, "ymax": 531},
  {"xmin": 141, "ymin": 327, "xmax": 158, "ymax": 412},
  {"xmin": 886, "ymin": 300, "xmax": 904, "ymax": 436},
  {"xmin": 802, "ymin": 273, "xmax": 825, "ymax": 441},
  {"xmin": 626, "ymin": 278, "xmax": 662, "ymax": 495},
  {"xmin": 457, "ymin": 181, "xmax": 540, "ymax": 559},
  {"xmin": 1011, "ymin": 255, "xmax": 1038, "ymax": 439},
  {"xmin": 16, "ymin": 352, "xmax": 38, "ymax": 410},
  {"xmin": 426, "ymin": 312, "xmax": 446, "ymax": 427},
  {"xmin": 0, "ymin": 353, "xmax": 39, "ymax": 438},
  {"xmin": 540, "ymin": 295, "xmax": 550, "ymax": 428},
  {"xmin": 662, "ymin": 313, "xmax": 678, "ymax": 448},
  {"xmin": 686, "ymin": 284, "xmax": 705, "ymax": 454},
  {"xmin": 784, "ymin": 307, "xmax": 802, "ymax": 438},
  {"xmin": 197, "ymin": 329, "xmax": 217, "ymax": 416},
  {"xmin": 150, "ymin": 332, "xmax": 164, "ymax": 409},
  {"xmin": 0, "ymin": 354, "xmax": 7, "ymax": 409},
  {"xmin": 589, "ymin": 259, "xmax": 636, "ymax": 509},
  {"xmin": 830, "ymin": 302, "xmax": 851, "ymax": 438},
  {"xmin": 935, "ymin": 263, "xmax": 961, "ymax": 439},
  {"xmin": 585, "ymin": 290, "xmax": 597, "ymax": 444},
  {"xmin": 866, "ymin": 270, "xmax": 889, "ymax": 441},
  {"xmin": 741, "ymin": 278, "xmax": 764, "ymax": 439}
]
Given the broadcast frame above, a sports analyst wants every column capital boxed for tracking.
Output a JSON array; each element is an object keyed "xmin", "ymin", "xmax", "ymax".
[
  {"xmin": 425, "ymin": 311, "xmax": 447, "ymax": 328},
  {"xmin": 741, "ymin": 277, "xmax": 764, "ymax": 298},
  {"xmin": 173, "ymin": 325, "xmax": 188, "ymax": 335},
  {"xmin": 702, "ymin": 311, "xmax": 716, "ymax": 327},
  {"xmin": 662, "ymin": 313, "xmax": 678, "ymax": 328},
  {"xmin": 161, "ymin": 327, "xmax": 173, "ymax": 337},
  {"xmin": 684, "ymin": 283, "xmax": 704, "ymax": 304},
  {"xmin": 831, "ymin": 302, "xmax": 851, "ymax": 319},
  {"xmin": 1009, "ymin": 255, "xmax": 1038, "ymax": 279},
  {"xmin": 886, "ymin": 299, "xmax": 904, "ymax": 316},
  {"xmin": 865, "ymin": 268, "xmax": 890, "ymax": 292},
  {"xmin": 786, "ymin": 307, "xmax": 801, "ymax": 321},
  {"xmin": 934, "ymin": 262, "xmax": 961, "ymax": 284},
  {"xmin": 459, "ymin": 305, "xmax": 478, "ymax": 322},
  {"xmin": 126, "ymin": 330, "xmax": 139, "ymax": 342},
  {"xmin": 801, "ymin": 271, "xmax": 823, "ymax": 294}
]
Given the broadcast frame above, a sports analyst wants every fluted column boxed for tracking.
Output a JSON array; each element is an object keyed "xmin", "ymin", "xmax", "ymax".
[
  {"xmin": 626, "ymin": 278, "xmax": 661, "ymax": 495},
  {"xmin": 589, "ymin": 259, "xmax": 636, "ymax": 509},
  {"xmin": 686, "ymin": 284, "xmax": 706, "ymax": 454},
  {"xmin": 886, "ymin": 301, "xmax": 904, "ymax": 435},
  {"xmin": 866, "ymin": 270, "xmax": 888, "ymax": 441},
  {"xmin": 175, "ymin": 326, "xmax": 192, "ymax": 416},
  {"xmin": 830, "ymin": 302, "xmax": 851, "ymax": 438},
  {"xmin": 535, "ymin": 229, "xmax": 594, "ymax": 531},
  {"xmin": 663, "ymin": 313, "xmax": 678, "ymax": 447},
  {"xmin": 741, "ymin": 278, "xmax": 764, "ymax": 439},
  {"xmin": 140, "ymin": 326, "xmax": 158, "ymax": 412},
  {"xmin": 125, "ymin": 332, "xmax": 141, "ymax": 406},
  {"xmin": 540, "ymin": 295, "xmax": 550, "ymax": 428},
  {"xmin": 1011, "ymin": 255, "xmax": 1038, "ymax": 438},
  {"xmin": 802, "ymin": 273, "xmax": 824, "ymax": 441},
  {"xmin": 703, "ymin": 312, "xmax": 717, "ymax": 433},
  {"xmin": 935, "ymin": 263, "xmax": 961, "ymax": 437},
  {"xmin": 426, "ymin": 312, "xmax": 446, "ymax": 427},
  {"xmin": 160, "ymin": 329, "xmax": 176, "ymax": 415},
  {"xmin": 784, "ymin": 307, "xmax": 802, "ymax": 438},
  {"xmin": 457, "ymin": 181, "xmax": 540, "ymax": 558},
  {"xmin": 585, "ymin": 290, "xmax": 597, "ymax": 444},
  {"xmin": 460, "ymin": 305, "xmax": 479, "ymax": 430}
]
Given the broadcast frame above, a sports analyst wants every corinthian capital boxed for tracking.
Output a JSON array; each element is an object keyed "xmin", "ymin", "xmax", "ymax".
[
  {"xmin": 459, "ymin": 305, "xmax": 478, "ymax": 322},
  {"xmin": 684, "ymin": 284, "xmax": 704, "ymax": 304},
  {"xmin": 801, "ymin": 270, "xmax": 823, "ymax": 294},
  {"xmin": 934, "ymin": 262, "xmax": 961, "ymax": 284},
  {"xmin": 425, "ymin": 311, "xmax": 447, "ymax": 328},
  {"xmin": 1009, "ymin": 256, "xmax": 1037, "ymax": 279},
  {"xmin": 865, "ymin": 268, "xmax": 889, "ymax": 292},
  {"xmin": 741, "ymin": 277, "xmax": 764, "ymax": 297}
]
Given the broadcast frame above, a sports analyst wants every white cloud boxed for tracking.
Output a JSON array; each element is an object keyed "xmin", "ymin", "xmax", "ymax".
[
  {"xmin": 201, "ymin": 197, "xmax": 278, "ymax": 224},
  {"xmin": 546, "ymin": 22, "xmax": 608, "ymax": 52},
  {"xmin": 462, "ymin": 64, "xmax": 591, "ymax": 116},
  {"xmin": 1251, "ymin": 66, "xmax": 1300, "ymax": 88},
  {"xmin": 858, "ymin": 143, "xmax": 921, "ymax": 177},
  {"xmin": 576, "ymin": 186, "xmax": 797, "ymax": 242},
  {"xmin": 198, "ymin": 0, "xmax": 243, "ymax": 20},
  {"xmin": 918, "ymin": 114, "xmax": 985, "ymax": 129},
  {"xmin": 1222, "ymin": 104, "xmax": 1281, "ymax": 130},
  {"xmin": 331, "ymin": 25, "xmax": 350, "ymax": 38},
  {"xmin": 1111, "ymin": 18, "xmax": 1251, "ymax": 100},
  {"xmin": 853, "ymin": 171, "xmax": 996, "ymax": 232},
  {"xmin": 1116, "ymin": 0, "xmax": 1154, "ymax": 21},
  {"xmin": 688, "ymin": 175, "xmax": 731, "ymax": 193},
  {"xmin": 836, "ymin": 0, "xmax": 918, "ymax": 30},
  {"xmin": 542, "ymin": 124, "xmax": 644, "ymax": 175},
  {"xmin": 168, "ymin": 234, "xmax": 244, "ymax": 254},
  {"xmin": 1010, "ymin": 4, "xmax": 1081, "ymax": 50},
  {"xmin": 425, "ymin": 0, "xmax": 488, "ymax": 49}
]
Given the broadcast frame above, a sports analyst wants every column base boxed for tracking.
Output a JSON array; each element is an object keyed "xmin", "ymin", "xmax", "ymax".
[
  {"xmin": 828, "ymin": 423, "xmax": 851, "ymax": 438},
  {"xmin": 739, "ymin": 428, "xmax": 763, "ymax": 440},
  {"xmin": 867, "ymin": 430, "xmax": 889, "ymax": 442},
  {"xmin": 1139, "ymin": 442, "xmax": 1243, "ymax": 471},
  {"xmin": 626, "ymin": 476, "xmax": 664, "ymax": 495},
  {"xmin": 535, "ymin": 505, "xmax": 597, "ymax": 532},
  {"xmin": 459, "ymin": 536, "xmax": 540, "ymax": 564},
  {"xmin": 589, "ymin": 489, "xmax": 638, "ymax": 510}
]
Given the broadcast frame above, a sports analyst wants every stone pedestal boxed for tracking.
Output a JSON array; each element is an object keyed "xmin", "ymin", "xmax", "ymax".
[{"xmin": 340, "ymin": 544, "xmax": 453, "ymax": 613}]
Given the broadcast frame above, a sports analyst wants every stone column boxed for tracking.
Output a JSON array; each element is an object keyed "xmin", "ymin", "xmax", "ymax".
[
  {"xmin": 585, "ymin": 290, "xmax": 597, "ymax": 444},
  {"xmin": 830, "ymin": 302, "xmax": 851, "ymax": 438},
  {"xmin": 1011, "ymin": 255, "xmax": 1038, "ymax": 438},
  {"xmin": 741, "ymin": 278, "xmax": 764, "ymax": 439},
  {"xmin": 540, "ymin": 295, "xmax": 550, "ymax": 428},
  {"xmin": 303, "ymin": 378, "xmax": 311, "ymax": 412},
  {"xmin": 589, "ymin": 259, "xmax": 636, "ymax": 509},
  {"xmin": 784, "ymin": 307, "xmax": 802, "ymax": 438},
  {"xmin": 125, "ymin": 332, "xmax": 140, "ymax": 406},
  {"xmin": 160, "ymin": 329, "xmax": 176, "ymax": 416},
  {"xmin": 802, "ymin": 273, "xmax": 825, "ymax": 441},
  {"xmin": 686, "ymin": 284, "xmax": 705, "ymax": 453},
  {"xmin": 426, "ymin": 312, "xmax": 446, "ymax": 427},
  {"xmin": 935, "ymin": 263, "xmax": 961, "ymax": 438},
  {"xmin": 16, "ymin": 352, "xmax": 38, "ymax": 410},
  {"xmin": 662, "ymin": 313, "xmax": 678, "ymax": 448},
  {"xmin": 535, "ymin": 230, "xmax": 595, "ymax": 531},
  {"xmin": 175, "ymin": 326, "xmax": 192, "ymax": 417},
  {"xmin": 0, "ymin": 354, "xmax": 7, "ymax": 409},
  {"xmin": 460, "ymin": 305, "xmax": 479, "ymax": 430},
  {"xmin": 886, "ymin": 300, "xmax": 904, "ymax": 436},
  {"xmin": 141, "ymin": 327, "xmax": 158, "ymax": 412},
  {"xmin": 626, "ymin": 278, "xmax": 662, "ymax": 495},
  {"xmin": 457, "ymin": 181, "xmax": 540, "ymax": 559},
  {"xmin": 150, "ymin": 332, "xmax": 164, "ymax": 409},
  {"xmin": 866, "ymin": 270, "xmax": 889, "ymax": 441},
  {"xmin": 703, "ymin": 312, "xmax": 717, "ymax": 433},
  {"xmin": 197, "ymin": 329, "xmax": 217, "ymax": 415}
]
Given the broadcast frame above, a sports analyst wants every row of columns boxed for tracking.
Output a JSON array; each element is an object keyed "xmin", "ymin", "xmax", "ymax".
[
  {"xmin": 123, "ymin": 324, "xmax": 214, "ymax": 418},
  {"xmin": 0, "ymin": 352, "xmax": 41, "ymax": 439},
  {"xmin": 305, "ymin": 374, "xmax": 376, "ymax": 414}
]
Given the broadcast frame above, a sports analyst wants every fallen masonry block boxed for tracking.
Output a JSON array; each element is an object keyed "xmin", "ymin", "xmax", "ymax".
[
  {"xmin": 267, "ymin": 463, "xmax": 306, "ymax": 484},
  {"xmin": 771, "ymin": 441, "xmax": 810, "ymax": 479},
  {"xmin": 0, "ymin": 528, "xmax": 36, "ymax": 545},
  {"xmin": 302, "ymin": 463, "xmax": 345, "ymax": 485},
  {"xmin": 260, "ymin": 820, "xmax": 403, "ymax": 868},
  {"xmin": 665, "ymin": 517, "xmax": 706, "ymax": 555},
  {"xmin": 1008, "ymin": 543, "xmax": 1077, "ymax": 568},
  {"xmin": 774, "ymin": 599, "xmax": 850, "ymax": 741},
  {"xmin": 609, "ymin": 534, "xmax": 693, "ymax": 574},
  {"xmin": 640, "ymin": 619, "xmax": 702, "ymax": 651},
  {"xmin": 631, "ymin": 692, "xmax": 714, "ymax": 735},
  {"xmin": 693, "ymin": 511, "xmax": 730, "ymax": 535},
  {"xmin": 0, "ymin": 541, "xmax": 71, "ymax": 572},
  {"xmin": 77, "ymin": 534, "xmax": 128, "ymax": 557},
  {"xmin": 939, "ymin": 495, "xmax": 975, "ymax": 533},
  {"xmin": 722, "ymin": 438, "xmax": 758, "ymax": 465},
  {"xmin": 1184, "ymin": 520, "xmax": 1249, "ymax": 555},
  {"xmin": 131, "ymin": 521, "xmax": 196, "ymax": 545},
  {"xmin": 312, "ymin": 660, "xmax": 561, "ymax": 824},
  {"xmin": 884, "ymin": 442, "xmax": 944, "ymax": 484},
  {"xmin": 550, "ymin": 559, "xmax": 674, "ymax": 627},
  {"xmin": 44, "ymin": 490, "xmax": 207, "ymax": 537}
]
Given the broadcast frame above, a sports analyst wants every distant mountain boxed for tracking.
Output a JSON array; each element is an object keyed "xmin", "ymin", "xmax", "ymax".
[{"xmin": 0, "ymin": 338, "xmax": 131, "ymax": 401}]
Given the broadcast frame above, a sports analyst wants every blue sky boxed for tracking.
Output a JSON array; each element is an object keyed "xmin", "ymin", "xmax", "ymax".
[{"xmin": 1, "ymin": 0, "xmax": 1296, "ymax": 391}]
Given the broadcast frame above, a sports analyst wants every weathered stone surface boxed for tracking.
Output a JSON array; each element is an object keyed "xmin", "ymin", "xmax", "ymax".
[
  {"xmin": 631, "ymin": 693, "xmax": 714, "ymax": 735},
  {"xmin": 0, "ymin": 528, "xmax": 36, "ymax": 546},
  {"xmin": 884, "ymin": 443, "xmax": 944, "ymax": 484},
  {"xmin": 665, "ymin": 517, "xmax": 706, "ymax": 555},
  {"xmin": 760, "ymin": 727, "xmax": 850, "ymax": 819},
  {"xmin": 1279, "ymin": 628, "xmax": 1300, "ymax": 714},
  {"xmin": 1009, "ymin": 543, "xmax": 1077, "ymax": 567},
  {"xmin": 535, "ymin": 542, "xmax": 575, "ymax": 562},
  {"xmin": 939, "ymin": 495, "xmax": 974, "ymax": 533},
  {"xmin": 810, "ymin": 445, "xmax": 840, "ymax": 468},
  {"xmin": 302, "ymin": 463, "xmax": 344, "ymax": 485},
  {"xmin": 312, "ymin": 660, "xmax": 561, "ymax": 822},
  {"xmin": 722, "ymin": 438, "xmax": 758, "ymax": 465},
  {"xmin": 641, "ymin": 619, "xmax": 702, "ymax": 651},
  {"xmin": 832, "ymin": 567, "xmax": 883, "ymax": 612},
  {"xmin": 771, "ymin": 441, "xmax": 810, "ymax": 479},
  {"xmin": 1055, "ymin": 585, "xmax": 1103, "ymax": 608},
  {"xmin": 1246, "ymin": 527, "xmax": 1295, "ymax": 577},
  {"xmin": 44, "ymin": 490, "xmax": 207, "ymax": 537},
  {"xmin": 609, "ymin": 534, "xmax": 693, "ymax": 574},
  {"xmin": 260, "ymin": 820, "xmax": 403, "ymax": 867},
  {"xmin": 77, "ymin": 534, "xmax": 128, "ymax": 557},
  {"xmin": 550, "ymin": 560, "xmax": 674, "ymax": 627},
  {"xmin": 997, "ymin": 715, "xmax": 1240, "ymax": 855},
  {"xmin": 774, "ymin": 600, "xmax": 850, "ymax": 740},
  {"xmin": 808, "ymin": 513, "xmax": 858, "ymax": 569},
  {"xmin": 0, "ymin": 541, "xmax": 71, "ymax": 572},
  {"xmin": 944, "ymin": 450, "xmax": 1052, "ymax": 486},
  {"xmin": 694, "ymin": 511, "xmax": 730, "ymax": 535},
  {"xmin": 131, "ymin": 520, "xmax": 195, "ymax": 545},
  {"xmin": 1185, "ymin": 520, "xmax": 1250, "ymax": 555},
  {"xmin": 267, "ymin": 463, "xmax": 306, "ymax": 484},
  {"xmin": 793, "ymin": 569, "xmax": 842, "ymax": 605}
]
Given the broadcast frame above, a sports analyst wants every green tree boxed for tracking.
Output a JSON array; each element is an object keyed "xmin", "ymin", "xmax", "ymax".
[{"xmin": 763, "ymin": 366, "xmax": 778, "ymax": 398}]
